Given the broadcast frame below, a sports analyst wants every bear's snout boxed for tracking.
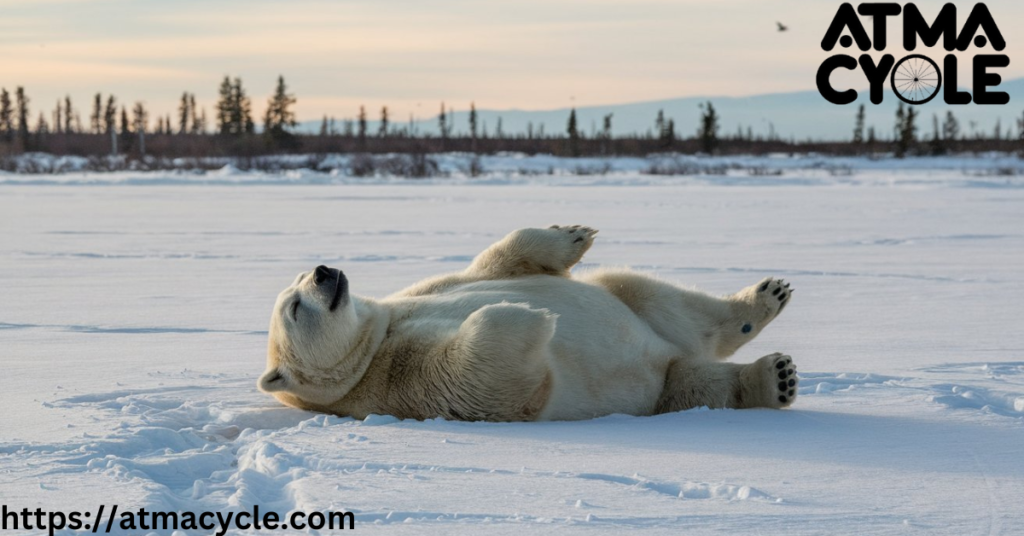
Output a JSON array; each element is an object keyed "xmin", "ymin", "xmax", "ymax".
[
  {"xmin": 309, "ymin": 265, "xmax": 348, "ymax": 312},
  {"xmin": 313, "ymin": 265, "xmax": 333, "ymax": 286}
]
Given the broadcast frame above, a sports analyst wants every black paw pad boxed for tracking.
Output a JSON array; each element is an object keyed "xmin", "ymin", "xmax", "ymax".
[
  {"xmin": 776, "ymin": 361, "xmax": 786, "ymax": 370},
  {"xmin": 778, "ymin": 395, "xmax": 788, "ymax": 403},
  {"xmin": 759, "ymin": 281, "xmax": 770, "ymax": 292},
  {"xmin": 772, "ymin": 287, "xmax": 782, "ymax": 296},
  {"xmin": 778, "ymin": 381, "xmax": 788, "ymax": 391},
  {"xmin": 788, "ymin": 378, "xmax": 796, "ymax": 387}
]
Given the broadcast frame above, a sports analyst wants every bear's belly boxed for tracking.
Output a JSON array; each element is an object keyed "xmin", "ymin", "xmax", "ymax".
[{"xmin": 389, "ymin": 276, "xmax": 682, "ymax": 420}]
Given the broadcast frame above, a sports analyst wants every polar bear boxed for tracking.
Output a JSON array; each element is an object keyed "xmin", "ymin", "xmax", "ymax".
[{"xmin": 258, "ymin": 225, "xmax": 797, "ymax": 421}]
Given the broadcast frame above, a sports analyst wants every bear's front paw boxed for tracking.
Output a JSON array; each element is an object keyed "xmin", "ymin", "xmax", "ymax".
[
  {"xmin": 752, "ymin": 277, "xmax": 793, "ymax": 319},
  {"xmin": 548, "ymin": 224, "xmax": 598, "ymax": 265}
]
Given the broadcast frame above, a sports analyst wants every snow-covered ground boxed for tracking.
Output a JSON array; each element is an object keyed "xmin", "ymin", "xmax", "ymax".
[{"xmin": 2, "ymin": 155, "xmax": 1023, "ymax": 535}]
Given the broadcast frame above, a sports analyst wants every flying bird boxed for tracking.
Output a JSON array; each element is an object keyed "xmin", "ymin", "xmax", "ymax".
[{"xmin": 777, "ymin": 22, "xmax": 788, "ymax": 32}]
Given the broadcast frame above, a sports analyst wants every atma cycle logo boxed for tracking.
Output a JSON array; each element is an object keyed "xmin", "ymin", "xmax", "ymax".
[{"xmin": 816, "ymin": 3, "xmax": 1009, "ymax": 106}]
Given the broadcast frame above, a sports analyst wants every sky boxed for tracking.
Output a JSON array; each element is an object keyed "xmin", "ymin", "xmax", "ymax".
[{"xmin": 2, "ymin": 0, "xmax": 1022, "ymax": 126}]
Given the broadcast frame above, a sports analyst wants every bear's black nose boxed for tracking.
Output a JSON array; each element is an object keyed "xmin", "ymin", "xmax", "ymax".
[{"xmin": 313, "ymin": 265, "xmax": 331, "ymax": 286}]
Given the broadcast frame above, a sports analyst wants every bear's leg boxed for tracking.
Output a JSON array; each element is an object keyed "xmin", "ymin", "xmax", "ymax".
[
  {"xmin": 443, "ymin": 303, "xmax": 557, "ymax": 421},
  {"xmin": 466, "ymin": 225, "xmax": 598, "ymax": 279},
  {"xmin": 655, "ymin": 353, "xmax": 798, "ymax": 413},
  {"xmin": 391, "ymin": 225, "xmax": 599, "ymax": 297},
  {"xmin": 583, "ymin": 270, "xmax": 792, "ymax": 359}
]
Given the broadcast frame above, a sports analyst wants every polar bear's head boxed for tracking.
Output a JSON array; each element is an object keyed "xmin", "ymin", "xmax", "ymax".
[{"xmin": 259, "ymin": 265, "xmax": 376, "ymax": 407}]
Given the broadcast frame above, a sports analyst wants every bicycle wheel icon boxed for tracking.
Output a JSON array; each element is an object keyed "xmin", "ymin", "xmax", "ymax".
[{"xmin": 890, "ymin": 54, "xmax": 942, "ymax": 105}]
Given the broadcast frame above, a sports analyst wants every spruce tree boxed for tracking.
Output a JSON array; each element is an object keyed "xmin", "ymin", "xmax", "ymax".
[
  {"xmin": 264, "ymin": 75, "xmax": 297, "ymax": 143},
  {"xmin": 894, "ymin": 103, "xmax": 905, "ymax": 142},
  {"xmin": 942, "ymin": 111, "xmax": 959, "ymax": 141},
  {"xmin": 132, "ymin": 102, "xmax": 148, "ymax": 134},
  {"xmin": 64, "ymin": 96, "xmax": 73, "ymax": 133},
  {"xmin": 853, "ymin": 104, "xmax": 865, "ymax": 144},
  {"xmin": 438, "ymin": 103, "xmax": 448, "ymax": 141},
  {"xmin": 216, "ymin": 76, "xmax": 233, "ymax": 134},
  {"xmin": 234, "ymin": 78, "xmax": 254, "ymax": 134},
  {"xmin": 601, "ymin": 113, "xmax": 613, "ymax": 154},
  {"xmin": 320, "ymin": 115, "xmax": 329, "ymax": 137},
  {"xmin": 566, "ymin": 108, "xmax": 580, "ymax": 157},
  {"xmin": 698, "ymin": 101, "xmax": 720, "ymax": 154},
  {"xmin": 0, "ymin": 88, "xmax": 12, "ymax": 141},
  {"xmin": 905, "ymin": 106, "xmax": 917, "ymax": 150},
  {"xmin": 659, "ymin": 113, "xmax": 675, "ymax": 150},
  {"xmin": 36, "ymin": 112, "xmax": 49, "ymax": 135},
  {"xmin": 54, "ymin": 100, "xmax": 63, "ymax": 134},
  {"xmin": 378, "ymin": 106, "xmax": 388, "ymax": 138},
  {"xmin": 469, "ymin": 102, "xmax": 478, "ymax": 152},
  {"xmin": 357, "ymin": 106, "xmax": 367, "ymax": 147},
  {"xmin": 216, "ymin": 76, "xmax": 254, "ymax": 135},
  {"xmin": 189, "ymin": 94, "xmax": 200, "ymax": 134},
  {"xmin": 120, "ymin": 106, "xmax": 130, "ymax": 134},
  {"xmin": 895, "ymin": 104, "xmax": 916, "ymax": 158},
  {"xmin": 15, "ymin": 87, "xmax": 30, "ymax": 146},
  {"xmin": 103, "ymin": 96, "xmax": 117, "ymax": 134},
  {"xmin": 132, "ymin": 102, "xmax": 148, "ymax": 156},
  {"xmin": 929, "ymin": 113, "xmax": 946, "ymax": 155},
  {"xmin": 178, "ymin": 92, "xmax": 191, "ymax": 134},
  {"xmin": 91, "ymin": 93, "xmax": 103, "ymax": 134}
]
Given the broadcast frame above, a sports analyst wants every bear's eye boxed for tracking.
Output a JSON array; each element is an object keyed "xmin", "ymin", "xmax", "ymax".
[
  {"xmin": 741, "ymin": 323, "xmax": 752, "ymax": 334},
  {"xmin": 291, "ymin": 300, "xmax": 301, "ymax": 320}
]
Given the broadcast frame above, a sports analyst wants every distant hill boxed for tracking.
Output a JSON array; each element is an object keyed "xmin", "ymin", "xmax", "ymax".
[{"xmin": 300, "ymin": 78, "xmax": 1024, "ymax": 142}]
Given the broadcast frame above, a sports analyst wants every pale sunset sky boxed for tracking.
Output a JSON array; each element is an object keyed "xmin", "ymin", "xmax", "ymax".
[{"xmin": 2, "ymin": 0, "xmax": 1021, "ymax": 123}]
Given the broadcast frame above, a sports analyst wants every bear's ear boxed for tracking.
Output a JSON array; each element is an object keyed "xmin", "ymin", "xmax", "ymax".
[{"xmin": 258, "ymin": 367, "xmax": 289, "ymax": 393}]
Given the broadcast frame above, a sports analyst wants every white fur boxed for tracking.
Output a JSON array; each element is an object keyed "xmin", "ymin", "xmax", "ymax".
[{"xmin": 259, "ymin": 225, "xmax": 798, "ymax": 421}]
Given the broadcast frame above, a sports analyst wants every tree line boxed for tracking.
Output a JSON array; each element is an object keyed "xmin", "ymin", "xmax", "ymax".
[
  {"xmin": 851, "ymin": 102, "xmax": 1024, "ymax": 158},
  {"xmin": 2, "ymin": 76, "xmax": 1023, "ymax": 159},
  {"xmin": 0, "ymin": 75, "xmax": 298, "ymax": 156}
]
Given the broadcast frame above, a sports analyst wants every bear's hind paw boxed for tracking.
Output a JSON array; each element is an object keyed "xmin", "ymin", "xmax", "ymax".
[{"xmin": 769, "ymin": 353, "xmax": 798, "ymax": 407}]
